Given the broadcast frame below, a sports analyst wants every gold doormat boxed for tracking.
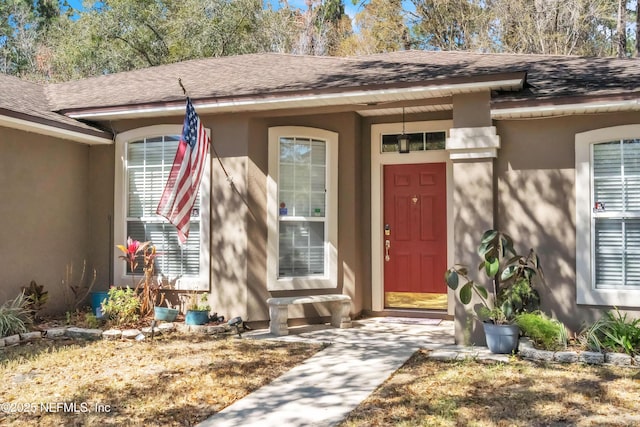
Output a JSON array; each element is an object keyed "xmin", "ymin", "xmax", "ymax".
[{"xmin": 385, "ymin": 291, "xmax": 447, "ymax": 310}]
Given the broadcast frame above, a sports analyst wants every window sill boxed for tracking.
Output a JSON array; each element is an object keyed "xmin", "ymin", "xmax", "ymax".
[
  {"xmin": 267, "ymin": 277, "xmax": 337, "ymax": 291},
  {"xmin": 577, "ymin": 287, "xmax": 640, "ymax": 307}
]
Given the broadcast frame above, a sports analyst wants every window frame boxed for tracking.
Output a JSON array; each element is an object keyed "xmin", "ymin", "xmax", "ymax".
[
  {"xmin": 267, "ymin": 126, "xmax": 338, "ymax": 291},
  {"xmin": 114, "ymin": 125, "xmax": 210, "ymax": 291},
  {"xmin": 576, "ymin": 124, "xmax": 640, "ymax": 306}
]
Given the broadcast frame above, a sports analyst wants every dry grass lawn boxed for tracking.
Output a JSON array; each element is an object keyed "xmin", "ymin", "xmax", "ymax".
[
  {"xmin": 341, "ymin": 349, "xmax": 640, "ymax": 427},
  {"xmin": 4, "ymin": 334, "xmax": 640, "ymax": 427},
  {"xmin": 0, "ymin": 334, "xmax": 321, "ymax": 426}
]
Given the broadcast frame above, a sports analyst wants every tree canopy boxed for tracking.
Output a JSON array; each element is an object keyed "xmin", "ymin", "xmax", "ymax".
[{"xmin": 1, "ymin": 0, "xmax": 638, "ymax": 82}]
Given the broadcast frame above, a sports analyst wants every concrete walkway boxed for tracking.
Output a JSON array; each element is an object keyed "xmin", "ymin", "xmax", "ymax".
[{"xmin": 198, "ymin": 318, "xmax": 508, "ymax": 427}]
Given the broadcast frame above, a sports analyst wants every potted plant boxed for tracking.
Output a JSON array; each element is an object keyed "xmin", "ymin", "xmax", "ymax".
[
  {"xmin": 116, "ymin": 237, "xmax": 172, "ymax": 320},
  {"xmin": 444, "ymin": 229, "xmax": 543, "ymax": 353},
  {"xmin": 185, "ymin": 293, "xmax": 211, "ymax": 325},
  {"xmin": 153, "ymin": 300, "xmax": 179, "ymax": 322}
]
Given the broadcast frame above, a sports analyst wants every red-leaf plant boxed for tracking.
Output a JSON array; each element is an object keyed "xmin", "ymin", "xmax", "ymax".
[{"xmin": 116, "ymin": 237, "xmax": 166, "ymax": 318}]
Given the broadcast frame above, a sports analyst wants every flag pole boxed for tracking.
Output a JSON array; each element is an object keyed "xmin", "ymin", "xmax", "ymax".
[
  {"xmin": 177, "ymin": 79, "xmax": 256, "ymax": 220},
  {"xmin": 178, "ymin": 78, "xmax": 188, "ymax": 97}
]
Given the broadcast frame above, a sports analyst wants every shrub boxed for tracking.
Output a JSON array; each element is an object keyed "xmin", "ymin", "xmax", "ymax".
[
  {"xmin": 61, "ymin": 260, "xmax": 97, "ymax": 312},
  {"xmin": 0, "ymin": 292, "xmax": 32, "ymax": 338},
  {"xmin": 101, "ymin": 287, "xmax": 140, "ymax": 326},
  {"xmin": 581, "ymin": 308, "xmax": 640, "ymax": 356},
  {"xmin": 516, "ymin": 312, "xmax": 567, "ymax": 351},
  {"xmin": 21, "ymin": 280, "xmax": 48, "ymax": 321}
]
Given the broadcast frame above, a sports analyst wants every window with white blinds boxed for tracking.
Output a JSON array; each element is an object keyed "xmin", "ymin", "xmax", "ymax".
[
  {"xmin": 593, "ymin": 140, "xmax": 640, "ymax": 289},
  {"xmin": 267, "ymin": 126, "xmax": 338, "ymax": 291},
  {"xmin": 114, "ymin": 126, "xmax": 209, "ymax": 291},
  {"xmin": 278, "ymin": 137, "xmax": 326, "ymax": 277},
  {"xmin": 126, "ymin": 137, "xmax": 201, "ymax": 278}
]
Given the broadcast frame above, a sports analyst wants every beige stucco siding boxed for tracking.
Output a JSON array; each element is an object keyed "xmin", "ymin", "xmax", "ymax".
[
  {"xmin": 495, "ymin": 112, "xmax": 640, "ymax": 333},
  {"xmin": 97, "ymin": 110, "xmax": 366, "ymax": 324},
  {"xmin": 88, "ymin": 144, "xmax": 114, "ymax": 292},
  {"xmin": 246, "ymin": 112, "xmax": 364, "ymax": 323},
  {"xmin": 0, "ymin": 128, "xmax": 92, "ymax": 313}
]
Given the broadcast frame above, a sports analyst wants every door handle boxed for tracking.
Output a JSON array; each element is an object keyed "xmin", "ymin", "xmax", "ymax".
[{"xmin": 385, "ymin": 240, "xmax": 391, "ymax": 262}]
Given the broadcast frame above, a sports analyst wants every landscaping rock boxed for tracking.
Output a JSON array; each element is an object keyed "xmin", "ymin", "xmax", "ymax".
[
  {"xmin": 4, "ymin": 334, "xmax": 20, "ymax": 346},
  {"xmin": 157, "ymin": 323, "xmax": 176, "ymax": 332},
  {"xmin": 188, "ymin": 325, "xmax": 209, "ymax": 334},
  {"xmin": 121, "ymin": 329, "xmax": 142, "ymax": 340},
  {"xmin": 141, "ymin": 327, "xmax": 162, "ymax": 336},
  {"xmin": 207, "ymin": 325, "xmax": 228, "ymax": 334},
  {"xmin": 20, "ymin": 331, "xmax": 42, "ymax": 341},
  {"xmin": 554, "ymin": 351, "xmax": 580, "ymax": 364},
  {"xmin": 605, "ymin": 352, "xmax": 632, "ymax": 366},
  {"xmin": 102, "ymin": 329, "xmax": 122, "ymax": 340},
  {"xmin": 44, "ymin": 328, "xmax": 67, "ymax": 338},
  {"xmin": 579, "ymin": 351, "xmax": 605, "ymax": 365},
  {"xmin": 519, "ymin": 338, "xmax": 534, "ymax": 348},
  {"xmin": 66, "ymin": 327, "xmax": 103, "ymax": 340},
  {"xmin": 520, "ymin": 346, "xmax": 554, "ymax": 361}
]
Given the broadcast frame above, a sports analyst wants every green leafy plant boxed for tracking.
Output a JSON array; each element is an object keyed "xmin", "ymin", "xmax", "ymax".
[
  {"xmin": 84, "ymin": 312, "xmax": 101, "ymax": 329},
  {"xmin": 101, "ymin": 287, "xmax": 140, "ymax": 326},
  {"xmin": 581, "ymin": 308, "xmax": 640, "ymax": 356},
  {"xmin": 516, "ymin": 312, "xmax": 567, "ymax": 351},
  {"xmin": 21, "ymin": 280, "xmax": 48, "ymax": 321},
  {"xmin": 186, "ymin": 292, "xmax": 210, "ymax": 312},
  {"xmin": 445, "ymin": 229, "xmax": 543, "ymax": 324},
  {"xmin": 0, "ymin": 292, "xmax": 32, "ymax": 337}
]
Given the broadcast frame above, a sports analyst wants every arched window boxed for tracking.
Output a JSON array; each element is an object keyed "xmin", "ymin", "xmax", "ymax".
[
  {"xmin": 267, "ymin": 127, "xmax": 338, "ymax": 290},
  {"xmin": 576, "ymin": 125, "xmax": 640, "ymax": 306},
  {"xmin": 114, "ymin": 125, "xmax": 210, "ymax": 290}
]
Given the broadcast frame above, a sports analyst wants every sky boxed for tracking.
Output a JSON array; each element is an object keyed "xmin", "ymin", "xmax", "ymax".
[
  {"xmin": 63, "ymin": 1, "xmax": 415, "ymax": 21},
  {"xmin": 65, "ymin": 1, "xmax": 363, "ymax": 17}
]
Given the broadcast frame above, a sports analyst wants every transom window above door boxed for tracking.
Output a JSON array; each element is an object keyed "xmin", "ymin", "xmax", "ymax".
[{"xmin": 381, "ymin": 131, "xmax": 446, "ymax": 153}]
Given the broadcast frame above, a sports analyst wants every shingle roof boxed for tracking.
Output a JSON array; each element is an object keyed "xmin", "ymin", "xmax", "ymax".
[
  {"xmin": 44, "ymin": 51, "xmax": 640, "ymax": 113},
  {"xmin": 3, "ymin": 50, "xmax": 640, "ymax": 128},
  {"xmin": 0, "ymin": 73, "xmax": 110, "ymax": 136},
  {"xmin": 361, "ymin": 50, "xmax": 640, "ymax": 102}
]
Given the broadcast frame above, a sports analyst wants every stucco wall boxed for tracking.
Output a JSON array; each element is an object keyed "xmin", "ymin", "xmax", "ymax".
[
  {"xmin": 496, "ymin": 112, "xmax": 640, "ymax": 333},
  {"xmin": 102, "ymin": 110, "xmax": 366, "ymax": 324},
  {"xmin": 246, "ymin": 112, "xmax": 364, "ymax": 323},
  {"xmin": 88, "ymin": 144, "xmax": 114, "ymax": 292},
  {"xmin": 0, "ymin": 128, "xmax": 92, "ymax": 314}
]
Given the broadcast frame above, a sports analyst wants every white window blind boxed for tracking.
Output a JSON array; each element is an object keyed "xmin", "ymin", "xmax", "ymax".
[
  {"xmin": 592, "ymin": 140, "xmax": 640, "ymax": 289},
  {"xmin": 278, "ymin": 137, "xmax": 326, "ymax": 277},
  {"xmin": 126, "ymin": 137, "xmax": 201, "ymax": 279}
]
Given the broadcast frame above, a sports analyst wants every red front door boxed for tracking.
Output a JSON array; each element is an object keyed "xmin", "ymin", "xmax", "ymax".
[{"xmin": 383, "ymin": 163, "xmax": 447, "ymax": 309}]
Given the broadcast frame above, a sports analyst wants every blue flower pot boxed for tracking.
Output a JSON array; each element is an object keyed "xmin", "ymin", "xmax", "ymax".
[
  {"xmin": 154, "ymin": 306, "xmax": 179, "ymax": 322},
  {"xmin": 90, "ymin": 291, "xmax": 110, "ymax": 319},
  {"xmin": 185, "ymin": 310, "xmax": 209, "ymax": 325}
]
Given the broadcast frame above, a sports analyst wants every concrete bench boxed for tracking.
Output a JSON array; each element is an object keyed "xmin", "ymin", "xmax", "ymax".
[{"xmin": 267, "ymin": 294, "xmax": 352, "ymax": 336}]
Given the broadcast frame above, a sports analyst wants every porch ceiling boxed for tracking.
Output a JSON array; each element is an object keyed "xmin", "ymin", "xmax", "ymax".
[{"xmin": 357, "ymin": 104, "xmax": 453, "ymax": 117}]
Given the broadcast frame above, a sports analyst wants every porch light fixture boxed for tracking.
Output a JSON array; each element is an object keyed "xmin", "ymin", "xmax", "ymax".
[{"xmin": 397, "ymin": 107, "xmax": 410, "ymax": 153}]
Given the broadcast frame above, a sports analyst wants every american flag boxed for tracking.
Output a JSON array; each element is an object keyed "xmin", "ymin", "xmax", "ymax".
[{"xmin": 156, "ymin": 98, "xmax": 210, "ymax": 244}]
